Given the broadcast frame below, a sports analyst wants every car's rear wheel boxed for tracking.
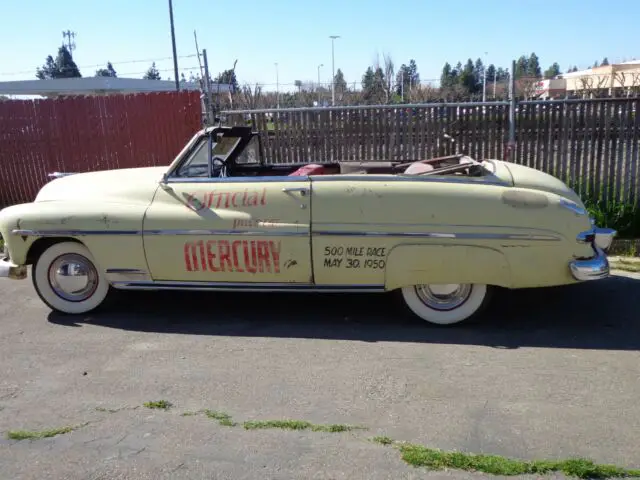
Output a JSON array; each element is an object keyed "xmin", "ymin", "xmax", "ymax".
[
  {"xmin": 32, "ymin": 241, "xmax": 111, "ymax": 314},
  {"xmin": 400, "ymin": 283, "xmax": 491, "ymax": 325}
]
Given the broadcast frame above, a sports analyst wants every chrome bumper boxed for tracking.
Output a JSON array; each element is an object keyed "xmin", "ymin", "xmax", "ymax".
[
  {"xmin": 0, "ymin": 256, "xmax": 27, "ymax": 280},
  {"xmin": 570, "ymin": 224, "xmax": 617, "ymax": 281},
  {"xmin": 569, "ymin": 247, "xmax": 610, "ymax": 281}
]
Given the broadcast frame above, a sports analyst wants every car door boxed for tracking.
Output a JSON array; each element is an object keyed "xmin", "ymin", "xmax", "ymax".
[{"xmin": 142, "ymin": 131, "xmax": 312, "ymax": 284}]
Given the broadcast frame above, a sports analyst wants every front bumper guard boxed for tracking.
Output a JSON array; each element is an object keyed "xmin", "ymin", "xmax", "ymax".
[
  {"xmin": 0, "ymin": 256, "xmax": 27, "ymax": 280},
  {"xmin": 570, "ymin": 247, "xmax": 610, "ymax": 281},
  {"xmin": 570, "ymin": 226, "xmax": 617, "ymax": 281}
]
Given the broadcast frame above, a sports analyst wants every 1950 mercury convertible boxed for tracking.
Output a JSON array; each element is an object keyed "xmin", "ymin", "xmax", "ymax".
[{"xmin": 0, "ymin": 125, "xmax": 616, "ymax": 325}]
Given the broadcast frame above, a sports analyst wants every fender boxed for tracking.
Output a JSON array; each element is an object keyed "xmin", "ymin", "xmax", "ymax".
[{"xmin": 384, "ymin": 243, "xmax": 513, "ymax": 290}]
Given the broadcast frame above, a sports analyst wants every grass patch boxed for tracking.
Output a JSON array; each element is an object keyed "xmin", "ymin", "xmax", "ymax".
[
  {"xmin": 7, "ymin": 424, "xmax": 85, "ymax": 440},
  {"xmin": 143, "ymin": 400, "xmax": 172, "ymax": 410},
  {"xmin": 243, "ymin": 419, "xmax": 365, "ymax": 433},
  {"xmin": 373, "ymin": 441, "xmax": 640, "ymax": 479},
  {"xmin": 181, "ymin": 411, "xmax": 198, "ymax": 416},
  {"xmin": 204, "ymin": 410, "xmax": 237, "ymax": 427},
  {"xmin": 583, "ymin": 197, "xmax": 640, "ymax": 239}
]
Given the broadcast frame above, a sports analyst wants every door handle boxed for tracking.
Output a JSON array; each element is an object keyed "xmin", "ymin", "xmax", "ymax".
[{"xmin": 282, "ymin": 187, "xmax": 308, "ymax": 196}]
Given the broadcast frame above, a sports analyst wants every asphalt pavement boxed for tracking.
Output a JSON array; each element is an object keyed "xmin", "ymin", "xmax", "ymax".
[{"xmin": 1, "ymin": 270, "xmax": 639, "ymax": 479}]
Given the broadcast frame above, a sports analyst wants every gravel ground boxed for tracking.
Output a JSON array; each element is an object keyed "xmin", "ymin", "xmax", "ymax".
[{"xmin": 0, "ymin": 270, "xmax": 639, "ymax": 479}]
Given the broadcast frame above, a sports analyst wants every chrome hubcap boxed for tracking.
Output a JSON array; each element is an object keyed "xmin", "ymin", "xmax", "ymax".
[
  {"xmin": 414, "ymin": 284, "xmax": 472, "ymax": 311},
  {"xmin": 48, "ymin": 254, "xmax": 99, "ymax": 302}
]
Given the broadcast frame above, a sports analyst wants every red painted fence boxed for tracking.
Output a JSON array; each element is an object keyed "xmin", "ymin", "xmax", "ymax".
[{"xmin": 0, "ymin": 91, "xmax": 202, "ymax": 206}]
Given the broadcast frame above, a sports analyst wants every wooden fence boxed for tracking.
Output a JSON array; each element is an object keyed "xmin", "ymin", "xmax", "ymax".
[
  {"xmin": 1, "ymin": 94, "xmax": 638, "ymax": 208},
  {"xmin": 223, "ymin": 97, "xmax": 640, "ymax": 206},
  {"xmin": 0, "ymin": 91, "xmax": 201, "ymax": 206}
]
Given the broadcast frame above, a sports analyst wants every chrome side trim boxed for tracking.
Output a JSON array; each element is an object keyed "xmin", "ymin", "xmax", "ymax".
[
  {"xmin": 313, "ymin": 231, "xmax": 561, "ymax": 241},
  {"xmin": 313, "ymin": 221, "xmax": 562, "ymax": 233},
  {"xmin": 569, "ymin": 247, "xmax": 610, "ymax": 281},
  {"xmin": 110, "ymin": 281, "xmax": 385, "ymax": 293},
  {"xmin": 12, "ymin": 229, "xmax": 141, "ymax": 237},
  {"xmin": 105, "ymin": 268, "xmax": 151, "ymax": 283},
  {"xmin": 12, "ymin": 228, "xmax": 308, "ymax": 237},
  {"xmin": 106, "ymin": 268, "xmax": 148, "ymax": 273},
  {"xmin": 143, "ymin": 229, "xmax": 308, "ymax": 236},
  {"xmin": 11, "ymin": 228, "xmax": 560, "ymax": 242},
  {"xmin": 559, "ymin": 198, "xmax": 587, "ymax": 216},
  {"xmin": 165, "ymin": 175, "xmax": 310, "ymax": 184}
]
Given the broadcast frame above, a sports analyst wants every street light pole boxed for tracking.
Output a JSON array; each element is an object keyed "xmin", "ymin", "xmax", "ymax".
[
  {"xmin": 329, "ymin": 35, "xmax": 340, "ymax": 106},
  {"xmin": 274, "ymin": 62, "xmax": 279, "ymax": 109},
  {"xmin": 317, "ymin": 63, "xmax": 323, "ymax": 103},
  {"xmin": 168, "ymin": 0, "xmax": 180, "ymax": 91}
]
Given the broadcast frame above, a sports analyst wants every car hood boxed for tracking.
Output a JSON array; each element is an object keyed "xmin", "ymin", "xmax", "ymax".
[{"xmin": 34, "ymin": 166, "xmax": 167, "ymax": 205}]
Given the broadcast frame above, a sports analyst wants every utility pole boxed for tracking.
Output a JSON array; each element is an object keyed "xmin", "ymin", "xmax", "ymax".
[
  {"xmin": 329, "ymin": 35, "xmax": 340, "ymax": 106},
  {"xmin": 61, "ymin": 30, "xmax": 76, "ymax": 52},
  {"xmin": 400, "ymin": 69, "xmax": 404, "ymax": 102},
  {"xmin": 202, "ymin": 49, "xmax": 213, "ymax": 125},
  {"xmin": 317, "ymin": 63, "xmax": 323, "ymax": 102},
  {"xmin": 275, "ymin": 62, "xmax": 279, "ymax": 109},
  {"xmin": 482, "ymin": 51, "xmax": 488, "ymax": 102},
  {"xmin": 168, "ymin": 0, "xmax": 180, "ymax": 91}
]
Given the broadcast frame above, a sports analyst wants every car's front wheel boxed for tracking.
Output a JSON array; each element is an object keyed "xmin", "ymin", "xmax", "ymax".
[
  {"xmin": 32, "ymin": 241, "xmax": 111, "ymax": 314},
  {"xmin": 400, "ymin": 283, "xmax": 492, "ymax": 325}
]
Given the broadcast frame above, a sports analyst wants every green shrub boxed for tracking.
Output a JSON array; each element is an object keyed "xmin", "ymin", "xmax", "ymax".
[{"xmin": 582, "ymin": 198, "xmax": 640, "ymax": 238}]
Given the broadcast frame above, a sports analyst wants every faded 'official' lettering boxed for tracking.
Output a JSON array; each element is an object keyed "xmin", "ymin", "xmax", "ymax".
[
  {"xmin": 184, "ymin": 239, "xmax": 281, "ymax": 274},
  {"xmin": 186, "ymin": 188, "xmax": 267, "ymax": 211}
]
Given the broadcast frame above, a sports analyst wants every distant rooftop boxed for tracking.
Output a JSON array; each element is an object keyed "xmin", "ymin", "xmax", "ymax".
[{"xmin": 0, "ymin": 77, "xmax": 230, "ymax": 96}]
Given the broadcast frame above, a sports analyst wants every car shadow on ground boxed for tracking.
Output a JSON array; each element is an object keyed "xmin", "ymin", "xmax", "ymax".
[{"xmin": 48, "ymin": 273, "xmax": 640, "ymax": 351}]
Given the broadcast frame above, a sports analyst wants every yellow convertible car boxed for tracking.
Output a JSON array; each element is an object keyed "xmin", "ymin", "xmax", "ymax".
[{"xmin": 0, "ymin": 125, "xmax": 616, "ymax": 325}]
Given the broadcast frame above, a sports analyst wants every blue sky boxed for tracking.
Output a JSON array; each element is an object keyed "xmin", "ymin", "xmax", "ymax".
[{"xmin": 1, "ymin": 0, "xmax": 638, "ymax": 91}]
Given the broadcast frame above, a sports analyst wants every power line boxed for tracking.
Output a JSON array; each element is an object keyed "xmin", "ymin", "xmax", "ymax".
[{"xmin": 0, "ymin": 54, "xmax": 199, "ymax": 77}]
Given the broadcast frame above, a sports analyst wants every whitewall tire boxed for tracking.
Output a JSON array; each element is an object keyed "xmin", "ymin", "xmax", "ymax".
[
  {"xmin": 32, "ymin": 241, "xmax": 110, "ymax": 314},
  {"xmin": 400, "ymin": 283, "xmax": 491, "ymax": 325}
]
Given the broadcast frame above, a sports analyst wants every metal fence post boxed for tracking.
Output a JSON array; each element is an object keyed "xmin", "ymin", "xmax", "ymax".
[{"xmin": 507, "ymin": 59, "xmax": 517, "ymax": 161}]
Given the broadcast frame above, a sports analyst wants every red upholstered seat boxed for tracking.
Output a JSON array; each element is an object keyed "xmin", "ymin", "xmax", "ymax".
[{"xmin": 288, "ymin": 164, "xmax": 327, "ymax": 176}]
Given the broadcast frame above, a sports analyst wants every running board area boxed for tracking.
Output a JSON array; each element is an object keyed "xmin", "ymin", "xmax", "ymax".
[{"xmin": 110, "ymin": 281, "xmax": 386, "ymax": 293}]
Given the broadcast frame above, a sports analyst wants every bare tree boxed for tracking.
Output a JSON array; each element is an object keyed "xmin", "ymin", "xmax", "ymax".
[
  {"xmin": 240, "ymin": 83, "xmax": 263, "ymax": 109},
  {"xmin": 382, "ymin": 53, "xmax": 395, "ymax": 103},
  {"xmin": 629, "ymin": 72, "xmax": 640, "ymax": 95},
  {"xmin": 577, "ymin": 75, "xmax": 609, "ymax": 98}
]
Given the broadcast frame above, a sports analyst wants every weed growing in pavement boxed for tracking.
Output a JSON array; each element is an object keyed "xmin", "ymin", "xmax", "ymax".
[
  {"xmin": 242, "ymin": 419, "xmax": 365, "ymax": 433},
  {"xmin": 7, "ymin": 424, "xmax": 87, "ymax": 440},
  {"xmin": 204, "ymin": 410, "xmax": 237, "ymax": 427},
  {"xmin": 373, "ymin": 437, "xmax": 640, "ymax": 479},
  {"xmin": 143, "ymin": 400, "xmax": 173, "ymax": 410}
]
